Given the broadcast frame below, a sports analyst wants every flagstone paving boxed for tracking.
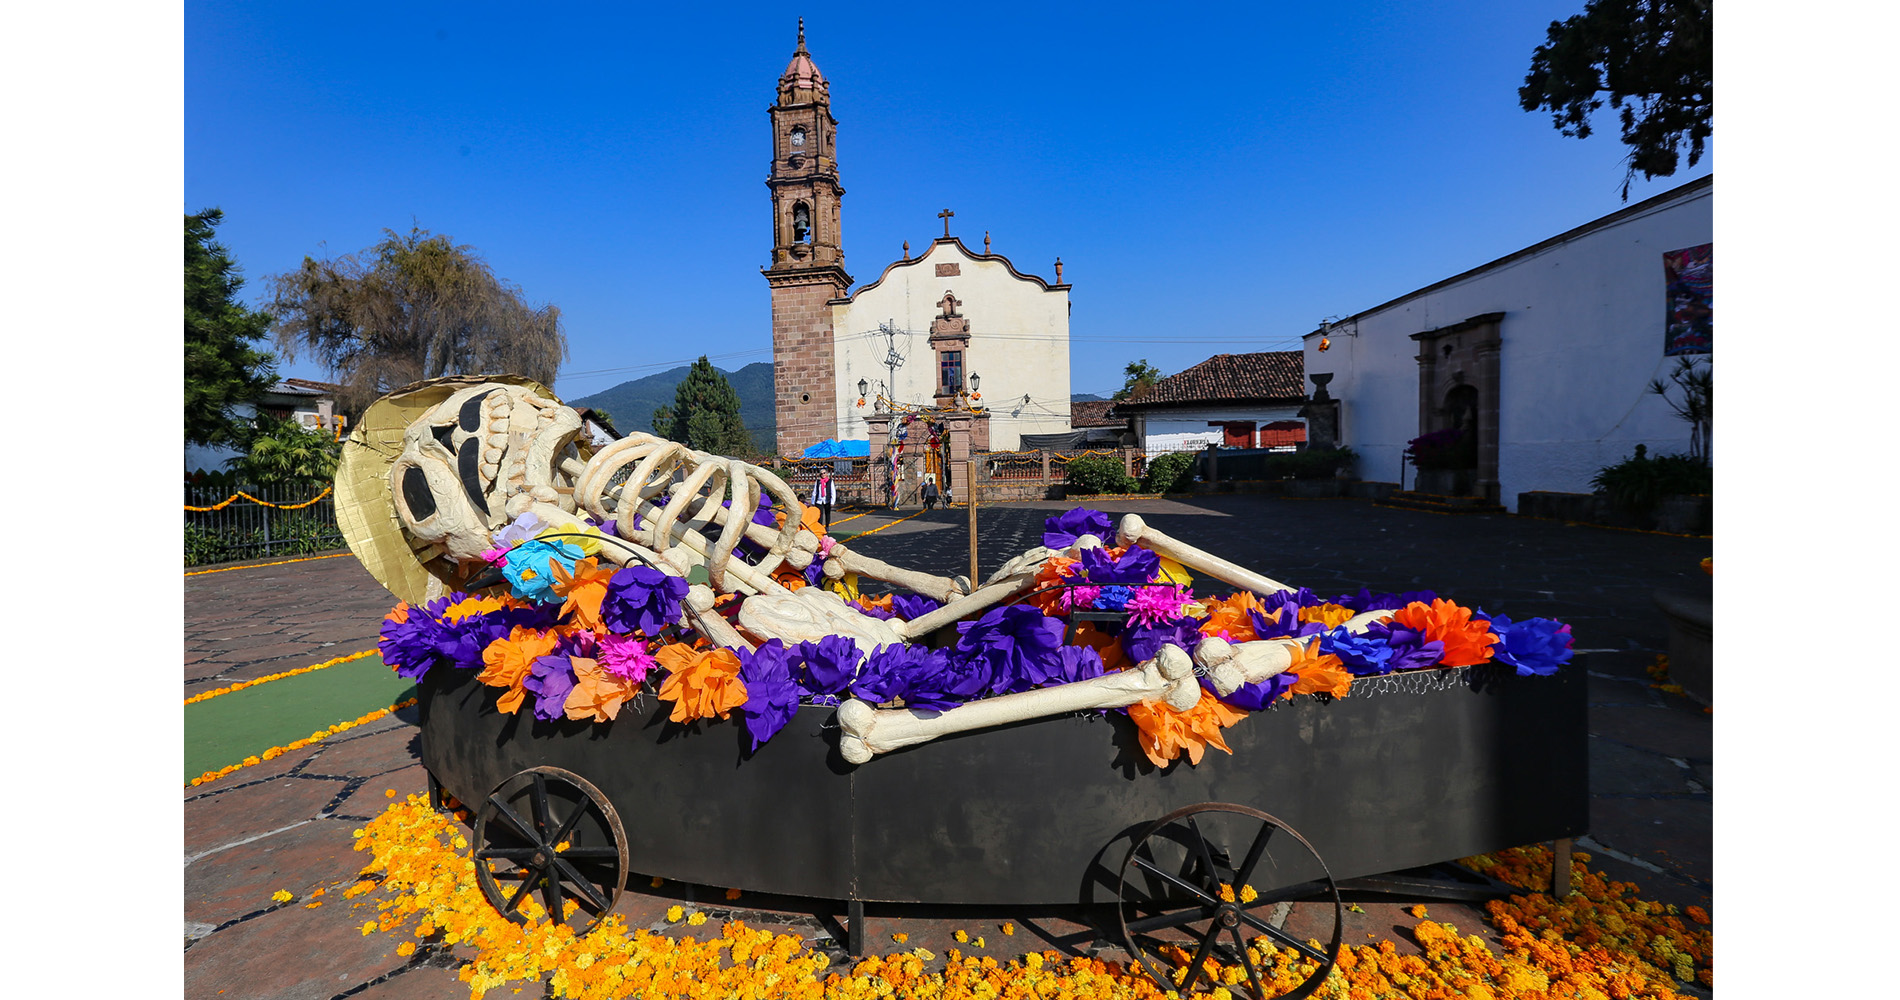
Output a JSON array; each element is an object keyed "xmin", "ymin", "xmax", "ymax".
[{"xmin": 183, "ymin": 497, "xmax": 1713, "ymax": 999}]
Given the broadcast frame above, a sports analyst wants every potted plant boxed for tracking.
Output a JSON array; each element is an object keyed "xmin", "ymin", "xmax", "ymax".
[{"xmin": 1404, "ymin": 429, "xmax": 1476, "ymax": 494}]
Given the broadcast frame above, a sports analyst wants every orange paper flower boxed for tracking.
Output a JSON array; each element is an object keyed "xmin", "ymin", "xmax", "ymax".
[
  {"xmin": 563, "ymin": 657, "xmax": 639, "ymax": 723},
  {"xmin": 1069, "ymin": 621, "xmax": 1129, "ymax": 672},
  {"xmin": 1126, "ymin": 694, "xmax": 1247, "ymax": 767},
  {"xmin": 654, "ymin": 643, "xmax": 748, "ymax": 723},
  {"xmin": 550, "ymin": 556, "xmax": 618, "ymax": 631},
  {"xmin": 1025, "ymin": 555, "xmax": 1079, "ymax": 614},
  {"xmin": 477, "ymin": 626, "xmax": 560, "ymax": 715},
  {"xmin": 854, "ymin": 593, "xmax": 894, "ymax": 617},
  {"xmin": 1198, "ymin": 591, "xmax": 1267, "ymax": 642},
  {"xmin": 1297, "ymin": 602, "xmax": 1357, "ymax": 629},
  {"xmin": 1287, "ymin": 638, "xmax": 1354, "ymax": 698},
  {"xmin": 1392, "ymin": 599, "xmax": 1498, "ymax": 667},
  {"xmin": 770, "ymin": 565, "xmax": 808, "ymax": 592}
]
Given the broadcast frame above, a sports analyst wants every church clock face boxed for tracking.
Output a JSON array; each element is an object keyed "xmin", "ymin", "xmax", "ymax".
[{"xmin": 790, "ymin": 127, "xmax": 806, "ymax": 147}]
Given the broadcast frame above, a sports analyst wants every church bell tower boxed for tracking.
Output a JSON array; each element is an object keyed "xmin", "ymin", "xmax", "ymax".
[{"xmin": 763, "ymin": 19, "xmax": 852, "ymax": 457}]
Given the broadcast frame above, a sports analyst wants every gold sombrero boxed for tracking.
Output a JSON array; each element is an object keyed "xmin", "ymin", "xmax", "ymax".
[{"xmin": 334, "ymin": 373, "xmax": 560, "ymax": 606}]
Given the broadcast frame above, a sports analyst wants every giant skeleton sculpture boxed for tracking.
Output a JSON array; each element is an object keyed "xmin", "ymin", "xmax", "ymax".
[{"xmin": 376, "ymin": 379, "xmax": 1399, "ymax": 765}]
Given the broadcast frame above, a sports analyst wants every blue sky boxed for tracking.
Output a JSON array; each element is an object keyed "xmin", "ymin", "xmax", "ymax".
[{"xmin": 186, "ymin": 1, "xmax": 1712, "ymax": 401}]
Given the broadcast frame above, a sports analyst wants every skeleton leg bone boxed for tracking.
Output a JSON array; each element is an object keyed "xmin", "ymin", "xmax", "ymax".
[
  {"xmin": 836, "ymin": 644, "xmax": 1200, "ymax": 764},
  {"xmin": 1116, "ymin": 514, "xmax": 1294, "ymax": 596}
]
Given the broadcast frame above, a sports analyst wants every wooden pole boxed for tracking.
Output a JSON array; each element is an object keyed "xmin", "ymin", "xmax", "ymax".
[{"xmin": 966, "ymin": 459, "xmax": 979, "ymax": 584}]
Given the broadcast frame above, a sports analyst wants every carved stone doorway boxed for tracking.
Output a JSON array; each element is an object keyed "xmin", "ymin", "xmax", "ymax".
[{"xmin": 1409, "ymin": 313, "xmax": 1501, "ymax": 500}]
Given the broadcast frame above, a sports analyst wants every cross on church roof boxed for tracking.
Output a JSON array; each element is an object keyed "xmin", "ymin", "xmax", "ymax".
[{"xmin": 938, "ymin": 208, "xmax": 954, "ymax": 237}]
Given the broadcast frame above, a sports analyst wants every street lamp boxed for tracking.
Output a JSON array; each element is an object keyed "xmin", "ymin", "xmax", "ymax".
[
  {"xmin": 969, "ymin": 373, "xmax": 980, "ymax": 392},
  {"xmin": 858, "ymin": 378, "xmax": 868, "ymax": 397}
]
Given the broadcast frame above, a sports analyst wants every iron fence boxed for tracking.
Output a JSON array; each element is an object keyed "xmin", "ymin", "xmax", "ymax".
[{"xmin": 184, "ymin": 482, "xmax": 345, "ymax": 567}]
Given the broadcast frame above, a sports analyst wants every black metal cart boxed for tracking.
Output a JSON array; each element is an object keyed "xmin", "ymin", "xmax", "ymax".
[{"xmin": 422, "ymin": 657, "xmax": 1585, "ymax": 999}]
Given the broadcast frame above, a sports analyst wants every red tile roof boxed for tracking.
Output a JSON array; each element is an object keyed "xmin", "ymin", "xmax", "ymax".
[
  {"xmin": 1111, "ymin": 352, "xmax": 1305, "ymax": 412},
  {"xmin": 1068, "ymin": 400, "xmax": 1125, "ymax": 428}
]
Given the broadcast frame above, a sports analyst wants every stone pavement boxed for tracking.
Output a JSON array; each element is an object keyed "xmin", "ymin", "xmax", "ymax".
[{"xmin": 183, "ymin": 497, "xmax": 1712, "ymax": 999}]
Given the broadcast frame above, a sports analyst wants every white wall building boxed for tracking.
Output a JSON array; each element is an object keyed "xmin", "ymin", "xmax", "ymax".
[
  {"xmin": 1300, "ymin": 176, "xmax": 1712, "ymax": 510},
  {"xmin": 1112, "ymin": 352, "xmax": 1308, "ymax": 453},
  {"xmin": 831, "ymin": 237, "xmax": 1071, "ymax": 451}
]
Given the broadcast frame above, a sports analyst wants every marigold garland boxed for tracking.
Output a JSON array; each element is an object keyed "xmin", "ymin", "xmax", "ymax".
[
  {"xmin": 186, "ymin": 697, "xmax": 419, "ymax": 787},
  {"xmin": 184, "ymin": 486, "xmax": 335, "ymax": 512},
  {"xmin": 183, "ymin": 649, "xmax": 379, "ymax": 705},
  {"xmin": 350, "ymin": 798, "xmax": 1707, "ymax": 1000}
]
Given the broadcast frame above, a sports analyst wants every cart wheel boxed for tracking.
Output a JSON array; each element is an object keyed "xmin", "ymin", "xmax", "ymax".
[
  {"xmin": 472, "ymin": 766, "xmax": 628, "ymax": 935},
  {"xmin": 1117, "ymin": 803, "xmax": 1342, "ymax": 1000}
]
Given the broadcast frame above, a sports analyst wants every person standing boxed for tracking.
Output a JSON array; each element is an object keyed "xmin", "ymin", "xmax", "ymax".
[
  {"xmin": 811, "ymin": 470, "xmax": 836, "ymax": 531},
  {"xmin": 922, "ymin": 473, "xmax": 939, "ymax": 511}
]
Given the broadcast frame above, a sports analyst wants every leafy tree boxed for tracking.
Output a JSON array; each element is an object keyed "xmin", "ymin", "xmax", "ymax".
[
  {"xmin": 654, "ymin": 357, "xmax": 753, "ymax": 455},
  {"xmin": 1519, "ymin": 0, "xmax": 1711, "ymax": 198},
  {"xmin": 265, "ymin": 225, "xmax": 567, "ymax": 412},
  {"xmin": 1112, "ymin": 359, "xmax": 1163, "ymax": 401},
  {"xmin": 185, "ymin": 209, "xmax": 278, "ymax": 447},
  {"xmin": 225, "ymin": 414, "xmax": 341, "ymax": 485}
]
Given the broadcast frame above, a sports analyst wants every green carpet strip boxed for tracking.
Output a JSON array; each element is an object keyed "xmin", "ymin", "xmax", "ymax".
[{"xmin": 185, "ymin": 654, "xmax": 415, "ymax": 782}]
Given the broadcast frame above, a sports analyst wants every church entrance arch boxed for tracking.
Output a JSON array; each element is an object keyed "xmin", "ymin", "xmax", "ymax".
[{"xmin": 1409, "ymin": 313, "xmax": 1501, "ymax": 500}]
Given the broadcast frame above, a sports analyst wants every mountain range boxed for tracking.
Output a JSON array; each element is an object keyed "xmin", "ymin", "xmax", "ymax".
[{"xmin": 568, "ymin": 362, "xmax": 778, "ymax": 452}]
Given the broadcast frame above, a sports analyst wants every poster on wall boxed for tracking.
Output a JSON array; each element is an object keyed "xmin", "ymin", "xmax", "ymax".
[{"xmin": 1663, "ymin": 243, "xmax": 1712, "ymax": 355}]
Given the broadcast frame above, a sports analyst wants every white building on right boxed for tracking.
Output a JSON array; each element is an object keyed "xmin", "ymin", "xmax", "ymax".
[{"xmin": 1302, "ymin": 175, "xmax": 1711, "ymax": 512}]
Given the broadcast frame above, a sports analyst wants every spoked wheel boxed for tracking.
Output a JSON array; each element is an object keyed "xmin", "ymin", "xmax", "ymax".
[
  {"xmin": 1117, "ymin": 803, "xmax": 1343, "ymax": 1000},
  {"xmin": 472, "ymin": 766, "xmax": 629, "ymax": 935}
]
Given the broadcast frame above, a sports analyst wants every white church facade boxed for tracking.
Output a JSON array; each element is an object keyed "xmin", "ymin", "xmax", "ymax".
[
  {"xmin": 761, "ymin": 25, "xmax": 1071, "ymax": 456},
  {"xmin": 1301, "ymin": 175, "xmax": 1712, "ymax": 511}
]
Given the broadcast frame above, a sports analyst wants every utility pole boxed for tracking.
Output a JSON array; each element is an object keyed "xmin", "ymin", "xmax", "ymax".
[{"xmin": 966, "ymin": 459, "xmax": 979, "ymax": 585}]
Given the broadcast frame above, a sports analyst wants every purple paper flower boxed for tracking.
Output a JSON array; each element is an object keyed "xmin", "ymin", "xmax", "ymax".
[
  {"xmin": 857, "ymin": 602, "xmax": 897, "ymax": 621},
  {"xmin": 890, "ymin": 594, "xmax": 943, "ymax": 622},
  {"xmin": 380, "ymin": 602, "xmax": 449, "ymax": 681},
  {"xmin": 1049, "ymin": 645, "xmax": 1106, "ymax": 686},
  {"xmin": 1201, "ymin": 671, "xmax": 1296, "ymax": 711},
  {"xmin": 1042, "ymin": 508, "xmax": 1115, "ymax": 550},
  {"xmin": 1320, "ymin": 625, "xmax": 1397, "ymax": 676},
  {"xmin": 524, "ymin": 655, "xmax": 579, "ymax": 721},
  {"xmin": 1249, "ymin": 591, "xmax": 1325, "ymax": 641},
  {"xmin": 1487, "ymin": 614, "xmax": 1574, "ymax": 676},
  {"xmin": 1363, "ymin": 619, "xmax": 1446, "ymax": 672},
  {"xmin": 1076, "ymin": 545, "xmax": 1160, "ymax": 585},
  {"xmin": 955, "ymin": 604, "xmax": 1068, "ymax": 693},
  {"xmin": 1121, "ymin": 616, "xmax": 1203, "ymax": 663},
  {"xmin": 851, "ymin": 643, "xmax": 922, "ymax": 705},
  {"xmin": 737, "ymin": 640, "xmax": 803, "ymax": 752},
  {"xmin": 600, "ymin": 565, "xmax": 690, "ymax": 636},
  {"xmin": 890, "ymin": 645, "xmax": 987, "ymax": 711},
  {"xmin": 794, "ymin": 635, "xmax": 862, "ymax": 696}
]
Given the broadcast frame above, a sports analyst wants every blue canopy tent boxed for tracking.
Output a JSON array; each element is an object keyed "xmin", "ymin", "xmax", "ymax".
[{"xmin": 801, "ymin": 439, "xmax": 870, "ymax": 458}]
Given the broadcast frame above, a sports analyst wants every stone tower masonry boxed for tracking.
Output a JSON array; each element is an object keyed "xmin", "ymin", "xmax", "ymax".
[{"xmin": 762, "ymin": 20, "xmax": 852, "ymax": 457}]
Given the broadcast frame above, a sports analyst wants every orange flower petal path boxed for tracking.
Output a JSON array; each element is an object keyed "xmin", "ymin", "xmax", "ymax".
[
  {"xmin": 184, "ymin": 649, "xmax": 379, "ymax": 706},
  {"xmin": 351, "ymin": 797, "xmax": 1708, "ymax": 1000},
  {"xmin": 185, "ymin": 552, "xmax": 352, "ymax": 576},
  {"xmin": 186, "ymin": 697, "xmax": 417, "ymax": 788}
]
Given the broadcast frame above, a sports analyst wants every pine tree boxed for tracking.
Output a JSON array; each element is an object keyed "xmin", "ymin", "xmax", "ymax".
[
  {"xmin": 656, "ymin": 357, "xmax": 753, "ymax": 455},
  {"xmin": 185, "ymin": 209, "xmax": 278, "ymax": 447}
]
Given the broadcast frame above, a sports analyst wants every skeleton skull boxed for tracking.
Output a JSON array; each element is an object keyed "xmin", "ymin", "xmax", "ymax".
[{"xmin": 388, "ymin": 383, "xmax": 590, "ymax": 566}]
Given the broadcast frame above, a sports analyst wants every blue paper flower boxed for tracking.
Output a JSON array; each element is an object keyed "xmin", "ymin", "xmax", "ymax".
[
  {"xmin": 1042, "ymin": 508, "xmax": 1115, "ymax": 550},
  {"xmin": 501, "ymin": 538, "xmax": 583, "ymax": 605},
  {"xmin": 1320, "ymin": 625, "xmax": 1397, "ymax": 676},
  {"xmin": 1363, "ymin": 619, "xmax": 1446, "ymax": 672},
  {"xmin": 1487, "ymin": 614, "xmax": 1574, "ymax": 676},
  {"xmin": 1093, "ymin": 585, "xmax": 1135, "ymax": 611}
]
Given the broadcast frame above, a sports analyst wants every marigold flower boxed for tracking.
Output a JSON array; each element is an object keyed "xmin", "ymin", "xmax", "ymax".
[
  {"xmin": 667, "ymin": 905, "xmax": 684, "ymax": 922},
  {"xmin": 271, "ymin": 889, "xmax": 293, "ymax": 903},
  {"xmin": 688, "ymin": 910, "xmax": 708, "ymax": 926}
]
